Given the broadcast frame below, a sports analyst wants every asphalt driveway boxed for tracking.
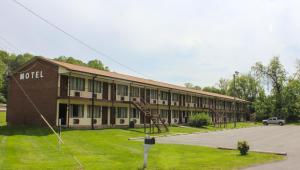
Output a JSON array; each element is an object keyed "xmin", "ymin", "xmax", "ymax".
[{"xmin": 156, "ymin": 125, "xmax": 300, "ymax": 170}]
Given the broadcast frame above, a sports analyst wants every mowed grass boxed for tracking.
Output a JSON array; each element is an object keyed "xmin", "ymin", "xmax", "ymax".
[
  {"xmin": 0, "ymin": 112, "xmax": 283, "ymax": 170},
  {"xmin": 0, "ymin": 111, "xmax": 6, "ymax": 126}
]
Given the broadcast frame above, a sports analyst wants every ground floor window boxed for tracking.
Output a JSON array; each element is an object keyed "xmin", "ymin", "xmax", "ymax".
[
  {"xmin": 117, "ymin": 107, "xmax": 128, "ymax": 118},
  {"xmin": 160, "ymin": 109, "xmax": 168, "ymax": 118},
  {"xmin": 130, "ymin": 108, "xmax": 139, "ymax": 118},
  {"xmin": 70, "ymin": 104, "xmax": 84, "ymax": 118},
  {"xmin": 87, "ymin": 105, "xmax": 101, "ymax": 118},
  {"xmin": 172, "ymin": 110, "xmax": 179, "ymax": 118}
]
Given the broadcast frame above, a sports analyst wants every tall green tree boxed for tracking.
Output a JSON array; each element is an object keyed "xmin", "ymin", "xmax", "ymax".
[
  {"xmin": 227, "ymin": 74, "xmax": 261, "ymax": 102},
  {"xmin": 282, "ymin": 79, "xmax": 300, "ymax": 121},
  {"xmin": 218, "ymin": 78, "xmax": 229, "ymax": 95},
  {"xmin": 252, "ymin": 57, "xmax": 287, "ymax": 117},
  {"xmin": 253, "ymin": 89, "xmax": 273, "ymax": 120}
]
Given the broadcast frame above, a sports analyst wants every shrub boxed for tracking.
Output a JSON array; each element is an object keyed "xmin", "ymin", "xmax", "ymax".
[
  {"xmin": 0, "ymin": 94, "xmax": 6, "ymax": 103},
  {"xmin": 237, "ymin": 141, "xmax": 250, "ymax": 156},
  {"xmin": 189, "ymin": 113, "xmax": 211, "ymax": 127}
]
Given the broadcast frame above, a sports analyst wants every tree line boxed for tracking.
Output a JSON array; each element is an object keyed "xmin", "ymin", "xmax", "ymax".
[
  {"xmin": 185, "ymin": 57, "xmax": 300, "ymax": 122},
  {"xmin": 0, "ymin": 50, "xmax": 109, "ymax": 103}
]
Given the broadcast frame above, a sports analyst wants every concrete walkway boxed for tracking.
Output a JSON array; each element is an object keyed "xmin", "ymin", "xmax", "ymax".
[{"xmin": 156, "ymin": 126, "xmax": 300, "ymax": 170}]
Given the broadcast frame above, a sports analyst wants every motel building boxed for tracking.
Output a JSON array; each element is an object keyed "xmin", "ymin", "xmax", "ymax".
[{"xmin": 7, "ymin": 57, "xmax": 249, "ymax": 128}]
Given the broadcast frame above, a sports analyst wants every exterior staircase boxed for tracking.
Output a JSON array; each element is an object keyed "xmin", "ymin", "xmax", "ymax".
[{"xmin": 130, "ymin": 99, "xmax": 169, "ymax": 133}]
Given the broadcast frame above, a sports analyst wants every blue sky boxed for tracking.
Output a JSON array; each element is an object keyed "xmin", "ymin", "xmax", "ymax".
[{"xmin": 0, "ymin": 0, "xmax": 300, "ymax": 87}]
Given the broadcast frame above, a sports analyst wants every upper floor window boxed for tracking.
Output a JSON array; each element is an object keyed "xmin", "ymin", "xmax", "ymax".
[
  {"xmin": 87, "ymin": 105, "xmax": 101, "ymax": 118},
  {"xmin": 172, "ymin": 93, "xmax": 180, "ymax": 101},
  {"xmin": 130, "ymin": 86, "xmax": 140, "ymax": 97},
  {"xmin": 70, "ymin": 77, "xmax": 85, "ymax": 91},
  {"xmin": 70, "ymin": 104, "xmax": 84, "ymax": 118},
  {"xmin": 117, "ymin": 85, "xmax": 128, "ymax": 96},
  {"xmin": 88, "ymin": 80, "xmax": 102, "ymax": 93},
  {"xmin": 150, "ymin": 89, "xmax": 158, "ymax": 99},
  {"xmin": 117, "ymin": 107, "xmax": 128, "ymax": 118},
  {"xmin": 192, "ymin": 96, "xmax": 197, "ymax": 103},
  {"xmin": 160, "ymin": 91, "xmax": 168, "ymax": 100},
  {"xmin": 186, "ymin": 95, "xmax": 191, "ymax": 103}
]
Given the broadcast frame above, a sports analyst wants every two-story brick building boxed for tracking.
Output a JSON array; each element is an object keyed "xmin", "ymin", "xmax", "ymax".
[{"xmin": 7, "ymin": 57, "xmax": 249, "ymax": 128}]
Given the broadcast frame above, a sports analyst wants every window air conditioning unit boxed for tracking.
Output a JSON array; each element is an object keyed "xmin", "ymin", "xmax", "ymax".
[
  {"xmin": 73, "ymin": 119, "xmax": 80, "ymax": 124},
  {"xmin": 75, "ymin": 91, "xmax": 80, "ymax": 97}
]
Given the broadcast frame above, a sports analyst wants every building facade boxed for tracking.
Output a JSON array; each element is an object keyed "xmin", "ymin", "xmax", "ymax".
[{"xmin": 7, "ymin": 57, "xmax": 249, "ymax": 128}]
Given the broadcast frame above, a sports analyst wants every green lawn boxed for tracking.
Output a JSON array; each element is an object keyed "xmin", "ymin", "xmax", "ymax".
[
  {"xmin": 131, "ymin": 122, "xmax": 261, "ymax": 135},
  {"xmin": 0, "ymin": 115, "xmax": 283, "ymax": 170},
  {"xmin": 0, "ymin": 111, "xmax": 6, "ymax": 126}
]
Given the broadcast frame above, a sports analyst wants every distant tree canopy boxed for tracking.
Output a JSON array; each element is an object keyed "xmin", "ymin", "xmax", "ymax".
[
  {"xmin": 0, "ymin": 50, "xmax": 109, "ymax": 103},
  {"xmin": 54, "ymin": 56, "xmax": 109, "ymax": 71},
  {"xmin": 185, "ymin": 56, "xmax": 300, "ymax": 122}
]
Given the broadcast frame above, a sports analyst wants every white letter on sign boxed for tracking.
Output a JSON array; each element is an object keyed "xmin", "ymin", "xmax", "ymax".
[
  {"xmin": 40, "ymin": 70, "xmax": 44, "ymax": 78},
  {"xmin": 20, "ymin": 73, "xmax": 25, "ymax": 80}
]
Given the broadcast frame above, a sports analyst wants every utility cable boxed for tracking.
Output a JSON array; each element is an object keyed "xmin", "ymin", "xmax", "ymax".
[{"xmin": 11, "ymin": 0, "xmax": 148, "ymax": 78}]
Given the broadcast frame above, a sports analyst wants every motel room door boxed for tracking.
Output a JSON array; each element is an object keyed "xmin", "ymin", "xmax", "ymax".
[
  {"xmin": 59, "ymin": 104, "xmax": 67, "ymax": 125},
  {"xmin": 102, "ymin": 82, "xmax": 109, "ymax": 100},
  {"xmin": 102, "ymin": 107, "xmax": 108, "ymax": 125},
  {"xmin": 146, "ymin": 89, "xmax": 151, "ymax": 104}
]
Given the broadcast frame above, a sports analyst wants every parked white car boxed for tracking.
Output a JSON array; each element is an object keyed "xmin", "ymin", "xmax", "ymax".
[{"xmin": 262, "ymin": 117, "xmax": 285, "ymax": 126}]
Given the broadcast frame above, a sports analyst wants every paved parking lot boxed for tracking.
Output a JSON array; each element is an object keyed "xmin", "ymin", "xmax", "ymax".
[{"xmin": 156, "ymin": 125, "xmax": 300, "ymax": 170}]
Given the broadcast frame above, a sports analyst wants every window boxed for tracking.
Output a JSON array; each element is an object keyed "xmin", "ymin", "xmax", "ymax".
[
  {"xmin": 117, "ymin": 85, "xmax": 128, "ymax": 96},
  {"xmin": 172, "ymin": 110, "xmax": 179, "ymax": 118},
  {"xmin": 186, "ymin": 95, "xmax": 191, "ymax": 102},
  {"xmin": 160, "ymin": 91, "xmax": 168, "ymax": 100},
  {"xmin": 70, "ymin": 77, "xmax": 85, "ymax": 91},
  {"xmin": 150, "ymin": 89, "xmax": 158, "ymax": 99},
  {"xmin": 117, "ymin": 107, "xmax": 128, "ymax": 118},
  {"xmin": 87, "ymin": 105, "xmax": 101, "ymax": 118},
  {"xmin": 172, "ymin": 93, "xmax": 180, "ymax": 101},
  {"xmin": 130, "ymin": 108, "xmax": 140, "ymax": 118},
  {"xmin": 160, "ymin": 109, "xmax": 168, "ymax": 118},
  {"xmin": 70, "ymin": 104, "xmax": 84, "ymax": 118},
  {"xmin": 192, "ymin": 96, "xmax": 197, "ymax": 103},
  {"xmin": 130, "ymin": 86, "xmax": 140, "ymax": 97},
  {"xmin": 88, "ymin": 80, "xmax": 102, "ymax": 93}
]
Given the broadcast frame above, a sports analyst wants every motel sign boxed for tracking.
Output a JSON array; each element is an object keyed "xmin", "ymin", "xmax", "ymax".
[{"xmin": 20, "ymin": 70, "xmax": 44, "ymax": 80}]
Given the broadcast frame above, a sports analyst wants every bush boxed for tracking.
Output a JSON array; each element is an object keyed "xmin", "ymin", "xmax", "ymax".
[
  {"xmin": 0, "ymin": 94, "xmax": 6, "ymax": 103},
  {"xmin": 237, "ymin": 141, "xmax": 250, "ymax": 156},
  {"xmin": 189, "ymin": 113, "xmax": 211, "ymax": 127}
]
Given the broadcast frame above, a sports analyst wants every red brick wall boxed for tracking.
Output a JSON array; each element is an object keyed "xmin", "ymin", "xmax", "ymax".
[{"xmin": 7, "ymin": 59, "xmax": 58, "ymax": 126}]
